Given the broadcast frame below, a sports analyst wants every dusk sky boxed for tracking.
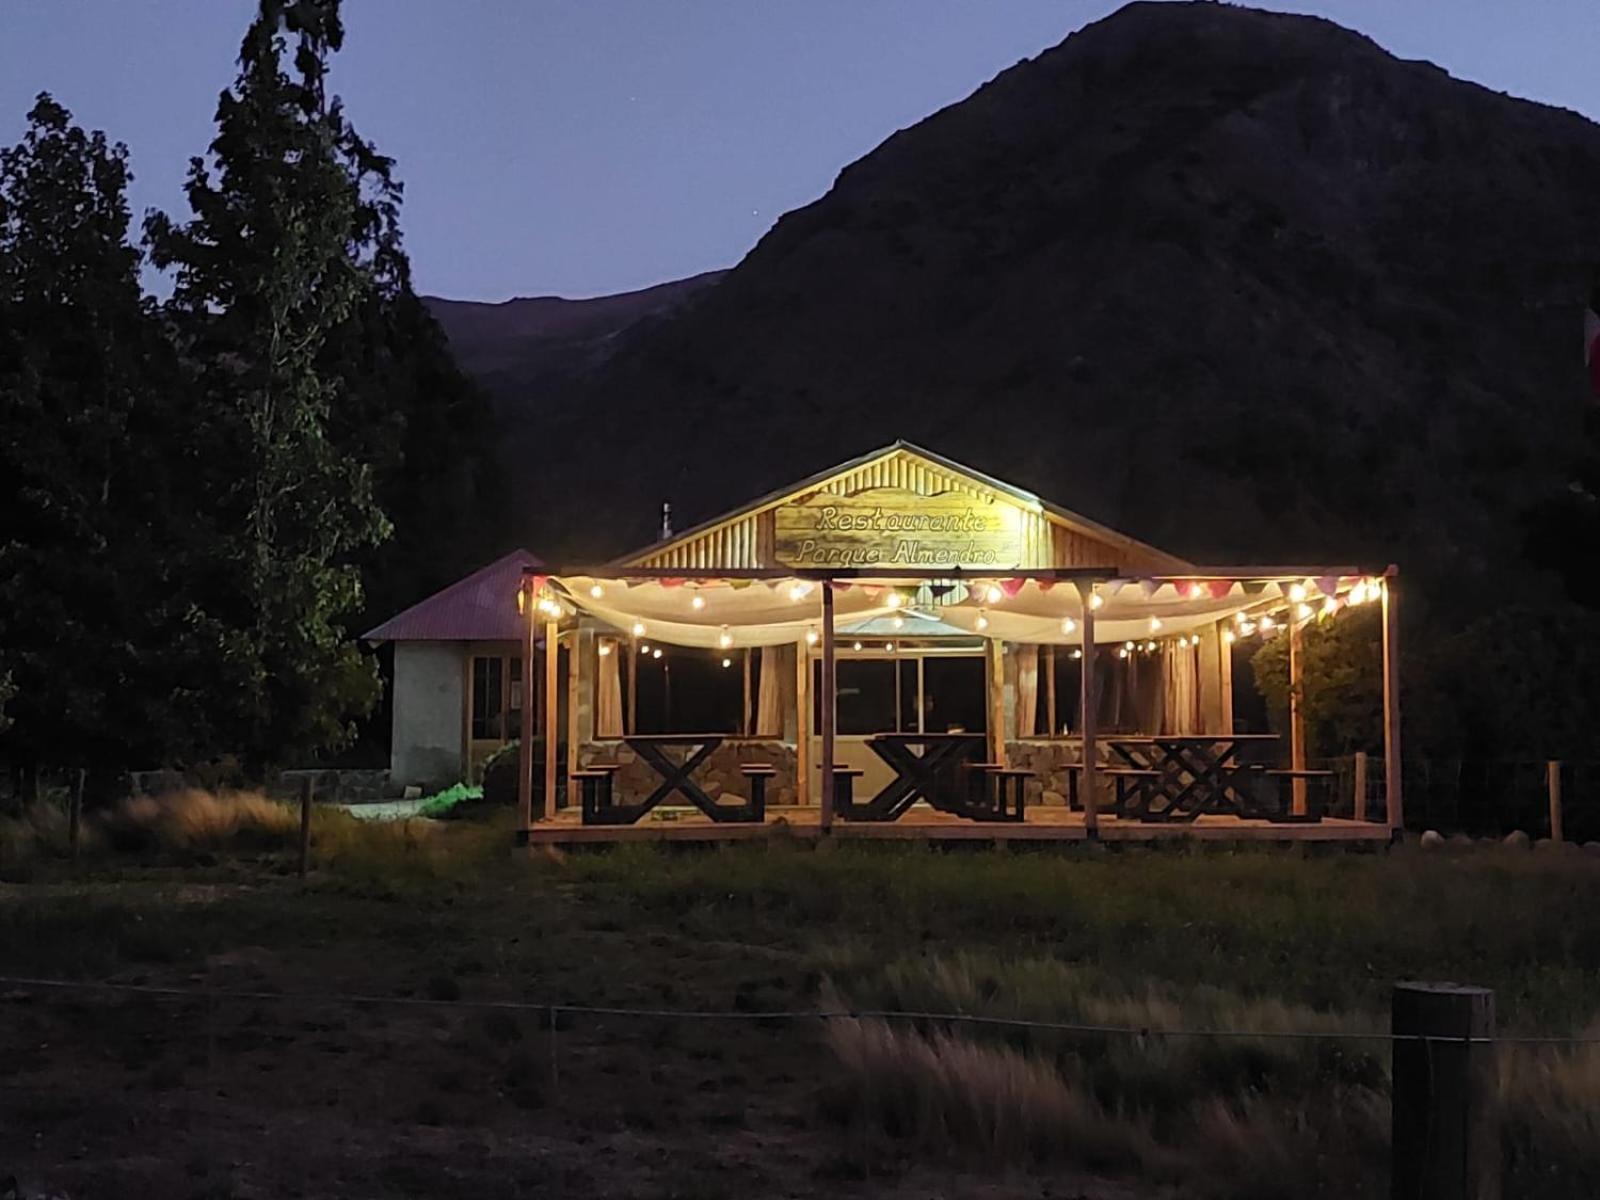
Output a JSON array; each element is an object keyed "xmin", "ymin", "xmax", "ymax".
[{"xmin": 3, "ymin": 1, "xmax": 1597, "ymax": 301}]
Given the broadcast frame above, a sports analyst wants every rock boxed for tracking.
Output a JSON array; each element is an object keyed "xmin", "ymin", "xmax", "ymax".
[
  {"xmin": 1447, "ymin": 833, "xmax": 1474, "ymax": 850},
  {"xmin": 1502, "ymin": 830, "xmax": 1531, "ymax": 850},
  {"xmin": 403, "ymin": 785, "xmax": 422, "ymax": 800},
  {"xmin": 1582, "ymin": 841, "xmax": 1600, "ymax": 856},
  {"xmin": 1042, "ymin": 790, "xmax": 1067, "ymax": 807},
  {"xmin": 1419, "ymin": 830, "xmax": 1445, "ymax": 850}
]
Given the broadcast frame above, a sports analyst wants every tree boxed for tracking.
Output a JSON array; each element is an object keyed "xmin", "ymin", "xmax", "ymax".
[
  {"xmin": 0, "ymin": 94, "xmax": 194, "ymax": 797},
  {"xmin": 146, "ymin": 1, "xmax": 390, "ymax": 767}
]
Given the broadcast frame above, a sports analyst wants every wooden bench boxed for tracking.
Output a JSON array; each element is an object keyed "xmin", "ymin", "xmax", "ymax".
[
  {"xmin": 816, "ymin": 766, "xmax": 866, "ymax": 816},
  {"xmin": 1259, "ymin": 768, "xmax": 1335, "ymax": 823},
  {"xmin": 737, "ymin": 763, "xmax": 778, "ymax": 821},
  {"xmin": 1101, "ymin": 767, "xmax": 1161, "ymax": 819},
  {"xmin": 573, "ymin": 764, "xmax": 622, "ymax": 823},
  {"xmin": 961, "ymin": 763, "xmax": 1030, "ymax": 822}
]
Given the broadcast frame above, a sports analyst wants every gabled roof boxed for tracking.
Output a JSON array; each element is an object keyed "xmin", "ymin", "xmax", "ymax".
[
  {"xmin": 363, "ymin": 549, "xmax": 542, "ymax": 643},
  {"xmin": 614, "ymin": 440, "xmax": 1190, "ymax": 571}
]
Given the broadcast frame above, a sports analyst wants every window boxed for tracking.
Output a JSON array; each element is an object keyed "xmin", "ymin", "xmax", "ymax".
[
  {"xmin": 471, "ymin": 656, "xmax": 504, "ymax": 740},
  {"xmin": 633, "ymin": 644, "xmax": 744, "ymax": 733},
  {"xmin": 920, "ymin": 655, "xmax": 987, "ymax": 734},
  {"xmin": 816, "ymin": 653, "xmax": 983, "ymax": 734},
  {"xmin": 1037, "ymin": 647, "xmax": 1161, "ymax": 735}
]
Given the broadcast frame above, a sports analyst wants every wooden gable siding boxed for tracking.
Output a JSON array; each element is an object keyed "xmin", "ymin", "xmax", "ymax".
[
  {"xmin": 1051, "ymin": 523, "xmax": 1170, "ymax": 573},
  {"xmin": 634, "ymin": 451, "xmax": 1055, "ymax": 570}
]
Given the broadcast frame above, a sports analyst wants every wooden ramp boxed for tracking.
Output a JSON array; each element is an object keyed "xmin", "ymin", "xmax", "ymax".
[{"xmin": 523, "ymin": 805, "xmax": 1393, "ymax": 846}]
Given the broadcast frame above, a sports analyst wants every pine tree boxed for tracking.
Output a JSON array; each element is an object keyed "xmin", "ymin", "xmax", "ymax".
[
  {"xmin": 146, "ymin": 1, "xmax": 390, "ymax": 767},
  {"xmin": 0, "ymin": 94, "xmax": 193, "ymax": 794}
]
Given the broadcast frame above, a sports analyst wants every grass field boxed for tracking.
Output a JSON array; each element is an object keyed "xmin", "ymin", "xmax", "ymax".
[{"xmin": 2, "ymin": 793, "xmax": 1598, "ymax": 1198}]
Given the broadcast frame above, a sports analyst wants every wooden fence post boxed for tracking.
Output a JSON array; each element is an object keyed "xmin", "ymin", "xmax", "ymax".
[
  {"xmin": 69, "ymin": 767, "xmax": 85, "ymax": 862},
  {"xmin": 1546, "ymin": 760, "xmax": 1563, "ymax": 843},
  {"xmin": 1391, "ymin": 982, "xmax": 1498, "ymax": 1200},
  {"xmin": 298, "ymin": 775, "xmax": 314, "ymax": 879},
  {"xmin": 1353, "ymin": 752, "xmax": 1369, "ymax": 823}
]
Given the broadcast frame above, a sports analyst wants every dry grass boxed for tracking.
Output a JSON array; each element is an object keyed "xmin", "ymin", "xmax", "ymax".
[
  {"xmin": 1501, "ymin": 1027, "xmax": 1600, "ymax": 1196},
  {"xmin": 102, "ymin": 788, "xmax": 299, "ymax": 852}
]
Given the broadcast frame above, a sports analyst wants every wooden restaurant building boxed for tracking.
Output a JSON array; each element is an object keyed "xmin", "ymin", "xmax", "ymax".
[{"xmin": 389, "ymin": 442, "xmax": 1403, "ymax": 844}]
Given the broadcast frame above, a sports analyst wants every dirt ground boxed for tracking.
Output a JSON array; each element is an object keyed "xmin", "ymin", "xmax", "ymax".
[{"xmin": 0, "ymin": 871, "xmax": 1157, "ymax": 1200}]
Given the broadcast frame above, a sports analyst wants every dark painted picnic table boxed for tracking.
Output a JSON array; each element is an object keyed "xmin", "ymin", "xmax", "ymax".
[
  {"xmin": 580, "ymin": 734, "xmax": 761, "ymax": 825},
  {"xmin": 839, "ymin": 732, "xmax": 991, "ymax": 822},
  {"xmin": 1105, "ymin": 734, "xmax": 1282, "ymax": 822}
]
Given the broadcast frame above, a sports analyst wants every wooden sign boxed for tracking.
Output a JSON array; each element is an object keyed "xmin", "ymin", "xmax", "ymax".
[{"xmin": 773, "ymin": 487, "xmax": 1023, "ymax": 569}]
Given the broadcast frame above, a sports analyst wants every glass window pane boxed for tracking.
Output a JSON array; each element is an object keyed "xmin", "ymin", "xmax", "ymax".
[
  {"xmin": 921, "ymin": 656, "xmax": 986, "ymax": 734},
  {"xmin": 834, "ymin": 659, "xmax": 898, "ymax": 735}
]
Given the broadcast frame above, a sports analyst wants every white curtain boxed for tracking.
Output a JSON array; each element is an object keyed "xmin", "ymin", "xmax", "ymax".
[
  {"xmin": 756, "ymin": 646, "xmax": 785, "ymax": 736},
  {"xmin": 1014, "ymin": 645, "xmax": 1038, "ymax": 737},
  {"xmin": 1161, "ymin": 642, "xmax": 1200, "ymax": 735},
  {"xmin": 596, "ymin": 639, "xmax": 623, "ymax": 738}
]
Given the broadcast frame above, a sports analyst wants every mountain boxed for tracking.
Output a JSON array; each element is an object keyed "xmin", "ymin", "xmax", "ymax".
[
  {"xmin": 422, "ymin": 270, "xmax": 724, "ymax": 413},
  {"xmin": 459, "ymin": 0, "xmax": 1600, "ymax": 598}
]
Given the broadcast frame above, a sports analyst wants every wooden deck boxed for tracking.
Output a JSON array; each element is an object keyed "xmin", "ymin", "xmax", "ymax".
[{"xmin": 523, "ymin": 804, "xmax": 1394, "ymax": 846}]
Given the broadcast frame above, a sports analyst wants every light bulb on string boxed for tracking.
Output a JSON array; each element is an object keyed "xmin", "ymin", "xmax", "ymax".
[
  {"xmin": 631, "ymin": 621, "xmax": 646, "ymax": 638},
  {"xmin": 1119, "ymin": 647, "xmax": 1129, "ymax": 659},
  {"xmin": 852, "ymin": 641, "xmax": 863, "ymax": 652},
  {"xmin": 1296, "ymin": 603, "xmax": 1314, "ymax": 622},
  {"xmin": 1072, "ymin": 649, "xmax": 1083, "ymax": 660},
  {"xmin": 1288, "ymin": 582, "xmax": 1307, "ymax": 603},
  {"xmin": 1145, "ymin": 641, "xmax": 1157, "ymax": 652},
  {"xmin": 886, "ymin": 591, "xmax": 903, "ymax": 609},
  {"xmin": 805, "ymin": 627, "xmax": 818, "ymax": 646},
  {"xmin": 598, "ymin": 641, "xmax": 613, "ymax": 657},
  {"xmin": 984, "ymin": 584, "xmax": 1003, "ymax": 604},
  {"xmin": 721, "ymin": 657, "xmax": 732, "ymax": 668},
  {"xmin": 975, "ymin": 610, "xmax": 989, "ymax": 631},
  {"xmin": 691, "ymin": 593, "xmax": 706, "ymax": 610},
  {"xmin": 639, "ymin": 643, "xmax": 651, "ymax": 655},
  {"xmin": 589, "ymin": 584, "xmax": 604, "ymax": 599},
  {"xmin": 1089, "ymin": 593, "xmax": 1104, "ymax": 610},
  {"xmin": 1149, "ymin": 616, "xmax": 1162, "ymax": 633},
  {"xmin": 718, "ymin": 625, "xmax": 732, "ymax": 649},
  {"xmin": 652, "ymin": 648, "xmax": 663, "ymax": 660},
  {"xmin": 884, "ymin": 642, "xmax": 895, "ymax": 653},
  {"xmin": 1061, "ymin": 617, "xmax": 1076, "ymax": 635},
  {"xmin": 788, "ymin": 581, "xmax": 810, "ymax": 602},
  {"xmin": 1124, "ymin": 641, "xmax": 1135, "ymax": 652},
  {"xmin": 1223, "ymin": 629, "xmax": 1236, "ymax": 644},
  {"xmin": 1259, "ymin": 615, "xmax": 1276, "ymax": 634},
  {"xmin": 891, "ymin": 614, "xmax": 904, "ymax": 629}
]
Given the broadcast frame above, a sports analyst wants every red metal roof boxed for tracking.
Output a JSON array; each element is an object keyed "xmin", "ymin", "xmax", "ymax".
[{"xmin": 362, "ymin": 549, "xmax": 542, "ymax": 643}]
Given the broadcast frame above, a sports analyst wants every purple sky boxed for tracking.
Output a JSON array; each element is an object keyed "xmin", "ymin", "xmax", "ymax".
[{"xmin": 3, "ymin": 1, "xmax": 1597, "ymax": 301}]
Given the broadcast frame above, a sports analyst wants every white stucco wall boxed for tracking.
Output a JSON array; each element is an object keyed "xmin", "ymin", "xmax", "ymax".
[{"xmin": 391, "ymin": 641, "xmax": 465, "ymax": 787}]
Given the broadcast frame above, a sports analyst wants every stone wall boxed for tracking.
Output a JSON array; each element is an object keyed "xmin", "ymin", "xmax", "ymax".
[
  {"xmin": 126, "ymin": 767, "xmax": 394, "ymax": 802},
  {"xmin": 1005, "ymin": 740, "xmax": 1082, "ymax": 807},
  {"xmin": 580, "ymin": 740, "xmax": 799, "ymax": 807}
]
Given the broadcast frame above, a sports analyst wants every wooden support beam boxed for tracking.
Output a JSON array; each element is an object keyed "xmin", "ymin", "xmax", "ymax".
[
  {"xmin": 518, "ymin": 595, "xmax": 536, "ymax": 832},
  {"xmin": 820, "ymin": 584, "xmax": 837, "ymax": 832},
  {"xmin": 1353, "ymin": 750, "xmax": 1369, "ymax": 823},
  {"xmin": 743, "ymin": 647, "xmax": 753, "ymax": 736},
  {"xmin": 626, "ymin": 634, "xmax": 638, "ymax": 735},
  {"xmin": 986, "ymin": 637, "xmax": 1006, "ymax": 767},
  {"xmin": 1219, "ymin": 621, "xmax": 1235, "ymax": 736},
  {"xmin": 1076, "ymin": 582, "xmax": 1099, "ymax": 836},
  {"xmin": 543, "ymin": 619, "xmax": 559, "ymax": 822},
  {"xmin": 566, "ymin": 631, "xmax": 581, "ymax": 809},
  {"xmin": 1548, "ymin": 760, "xmax": 1563, "ymax": 843},
  {"xmin": 795, "ymin": 634, "xmax": 811, "ymax": 806},
  {"xmin": 1045, "ymin": 645, "xmax": 1057, "ymax": 737},
  {"xmin": 1382, "ymin": 574, "xmax": 1404, "ymax": 834},
  {"xmin": 1288, "ymin": 623, "xmax": 1306, "ymax": 789}
]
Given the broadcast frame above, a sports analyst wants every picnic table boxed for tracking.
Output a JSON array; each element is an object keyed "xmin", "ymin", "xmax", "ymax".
[
  {"xmin": 1105, "ymin": 734, "xmax": 1287, "ymax": 822},
  {"xmin": 839, "ymin": 733, "xmax": 998, "ymax": 822},
  {"xmin": 578, "ymin": 734, "xmax": 762, "ymax": 825}
]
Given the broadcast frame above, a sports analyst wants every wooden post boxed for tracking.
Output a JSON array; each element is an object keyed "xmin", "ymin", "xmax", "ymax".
[
  {"xmin": 1382, "ymin": 573, "xmax": 1404, "ymax": 834},
  {"xmin": 1391, "ymin": 982, "xmax": 1498, "ymax": 1200},
  {"xmin": 1547, "ymin": 760, "xmax": 1563, "ymax": 843},
  {"xmin": 69, "ymin": 768, "xmax": 84, "ymax": 863},
  {"xmin": 742, "ymin": 648, "xmax": 753, "ymax": 736},
  {"xmin": 819, "ymin": 583, "xmax": 837, "ymax": 833},
  {"xmin": 518, "ymin": 594, "xmax": 536, "ymax": 833},
  {"xmin": 297, "ymin": 775, "xmax": 313, "ymax": 879},
  {"xmin": 626, "ymin": 634, "xmax": 638, "ymax": 735},
  {"xmin": 543, "ymin": 619, "xmax": 559, "ymax": 821},
  {"xmin": 1218, "ymin": 620, "xmax": 1235, "ymax": 735},
  {"xmin": 1076, "ymin": 582, "xmax": 1099, "ymax": 836},
  {"xmin": 794, "ymin": 634, "xmax": 811, "ymax": 806},
  {"xmin": 566, "ymin": 631, "xmax": 581, "ymax": 809},
  {"xmin": 1287, "ymin": 618, "xmax": 1304, "ymax": 804},
  {"xmin": 986, "ymin": 637, "xmax": 1006, "ymax": 767},
  {"xmin": 1353, "ymin": 751, "xmax": 1369, "ymax": 823},
  {"xmin": 1045, "ymin": 645, "xmax": 1058, "ymax": 737}
]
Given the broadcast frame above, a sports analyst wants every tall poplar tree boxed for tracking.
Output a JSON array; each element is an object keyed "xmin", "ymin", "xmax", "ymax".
[
  {"xmin": 0, "ymin": 95, "xmax": 190, "ymax": 797},
  {"xmin": 146, "ymin": 1, "xmax": 389, "ymax": 765}
]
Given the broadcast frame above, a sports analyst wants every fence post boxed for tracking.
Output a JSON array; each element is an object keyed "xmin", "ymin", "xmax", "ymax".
[
  {"xmin": 1353, "ymin": 752, "xmax": 1369, "ymax": 823},
  {"xmin": 298, "ymin": 775, "xmax": 314, "ymax": 879},
  {"xmin": 1546, "ymin": 761, "xmax": 1563, "ymax": 844},
  {"xmin": 1391, "ymin": 982, "xmax": 1498, "ymax": 1200}
]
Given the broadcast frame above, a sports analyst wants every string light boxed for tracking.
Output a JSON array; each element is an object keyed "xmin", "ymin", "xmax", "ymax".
[
  {"xmin": 589, "ymin": 584, "xmax": 604, "ymax": 599},
  {"xmin": 805, "ymin": 627, "xmax": 818, "ymax": 646},
  {"xmin": 891, "ymin": 614, "xmax": 905, "ymax": 629},
  {"xmin": 631, "ymin": 621, "xmax": 646, "ymax": 637},
  {"xmin": 652, "ymin": 648, "xmax": 663, "ymax": 659},
  {"xmin": 1187, "ymin": 582, "xmax": 1207, "ymax": 599},
  {"xmin": 598, "ymin": 642, "xmax": 613, "ymax": 657},
  {"xmin": 975, "ymin": 610, "xmax": 989, "ymax": 631},
  {"xmin": 516, "ymin": 589, "xmax": 526, "ymax": 615},
  {"xmin": 1347, "ymin": 580, "xmax": 1368, "ymax": 606},
  {"xmin": 718, "ymin": 625, "xmax": 733, "ymax": 649},
  {"xmin": 1259, "ymin": 615, "xmax": 1276, "ymax": 634},
  {"xmin": 1145, "ymin": 641, "xmax": 1157, "ymax": 652},
  {"xmin": 852, "ymin": 641, "xmax": 864, "ymax": 651},
  {"xmin": 1149, "ymin": 616, "xmax": 1163, "ymax": 633},
  {"xmin": 1061, "ymin": 617, "xmax": 1076, "ymax": 635},
  {"xmin": 1071, "ymin": 649, "xmax": 1083, "ymax": 660},
  {"xmin": 788, "ymin": 581, "xmax": 811, "ymax": 602},
  {"xmin": 984, "ymin": 584, "xmax": 1003, "ymax": 604},
  {"xmin": 639, "ymin": 643, "xmax": 651, "ymax": 655},
  {"xmin": 1089, "ymin": 593, "xmax": 1104, "ymax": 610},
  {"xmin": 1288, "ymin": 582, "xmax": 1307, "ymax": 603},
  {"xmin": 886, "ymin": 591, "xmax": 903, "ymax": 609},
  {"xmin": 884, "ymin": 642, "xmax": 895, "ymax": 653},
  {"xmin": 691, "ymin": 593, "xmax": 706, "ymax": 610},
  {"xmin": 1223, "ymin": 629, "xmax": 1236, "ymax": 644},
  {"xmin": 1321, "ymin": 598, "xmax": 1339, "ymax": 619},
  {"xmin": 1124, "ymin": 641, "xmax": 1135, "ymax": 652},
  {"xmin": 1239, "ymin": 621, "xmax": 1256, "ymax": 636},
  {"xmin": 721, "ymin": 657, "xmax": 732, "ymax": 668},
  {"xmin": 1119, "ymin": 647, "xmax": 1130, "ymax": 659},
  {"xmin": 1296, "ymin": 603, "xmax": 1314, "ymax": 621}
]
